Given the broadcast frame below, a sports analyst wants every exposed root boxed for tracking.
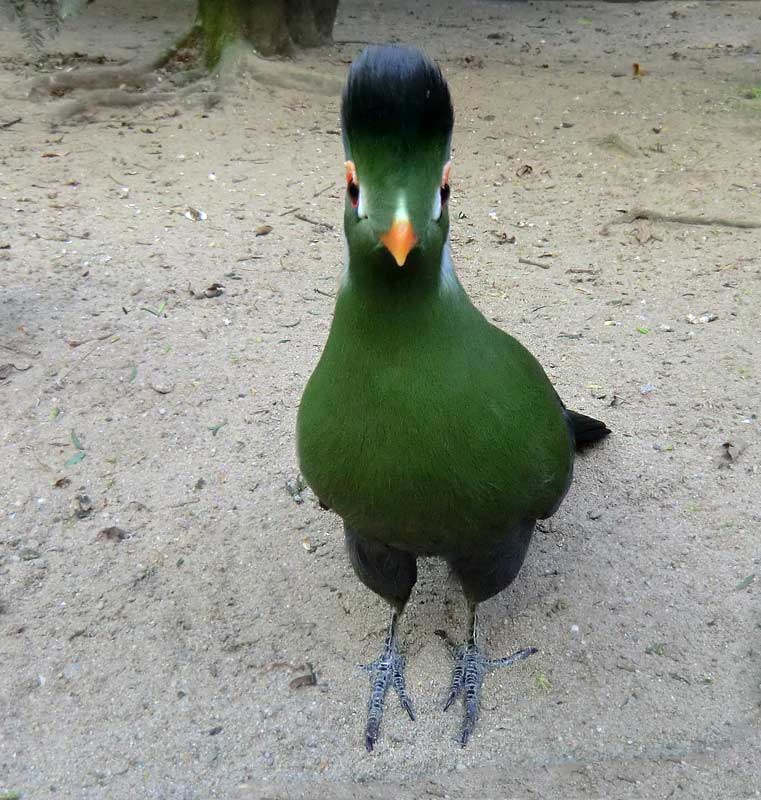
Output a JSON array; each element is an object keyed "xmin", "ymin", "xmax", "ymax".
[
  {"xmin": 601, "ymin": 207, "xmax": 761, "ymax": 235},
  {"xmin": 215, "ymin": 41, "xmax": 342, "ymax": 96},
  {"xmin": 11, "ymin": 24, "xmax": 339, "ymax": 123},
  {"xmin": 51, "ymin": 89, "xmax": 175, "ymax": 122},
  {"xmin": 25, "ymin": 62, "xmax": 160, "ymax": 99},
  {"xmin": 7, "ymin": 27, "xmax": 203, "ymax": 121}
]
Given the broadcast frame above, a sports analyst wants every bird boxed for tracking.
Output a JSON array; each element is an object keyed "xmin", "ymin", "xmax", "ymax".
[{"xmin": 296, "ymin": 44, "xmax": 610, "ymax": 751}]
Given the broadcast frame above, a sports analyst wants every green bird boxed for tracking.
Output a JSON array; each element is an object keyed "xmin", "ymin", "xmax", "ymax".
[{"xmin": 297, "ymin": 45, "xmax": 609, "ymax": 751}]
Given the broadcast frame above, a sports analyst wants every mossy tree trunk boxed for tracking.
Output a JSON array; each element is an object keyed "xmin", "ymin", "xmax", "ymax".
[{"xmin": 197, "ymin": 0, "xmax": 339, "ymax": 65}]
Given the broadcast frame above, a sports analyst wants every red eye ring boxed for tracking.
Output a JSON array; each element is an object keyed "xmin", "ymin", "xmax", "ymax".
[
  {"xmin": 348, "ymin": 179, "xmax": 360, "ymax": 208},
  {"xmin": 440, "ymin": 182, "xmax": 450, "ymax": 205},
  {"xmin": 344, "ymin": 160, "xmax": 360, "ymax": 210}
]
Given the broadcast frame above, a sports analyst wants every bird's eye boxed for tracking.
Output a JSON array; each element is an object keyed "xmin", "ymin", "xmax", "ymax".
[
  {"xmin": 347, "ymin": 179, "xmax": 360, "ymax": 209},
  {"xmin": 440, "ymin": 182, "xmax": 450, "ymax": 206}
]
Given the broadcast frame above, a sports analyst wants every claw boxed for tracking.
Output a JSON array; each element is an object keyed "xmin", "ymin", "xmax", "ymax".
[
  {"xmin": 361, "ymin": 611, "xmax": 415, "ymax": 751},
  {"xmin": 443, "ymin": 644, "xmax": 466, "ymax": 710},
  {"xmin": 444, "ymin": 641, "xmax": 536, "ymax": 746},
  {"xmin": 443, "ymin": 604, "xmax": 537, "ymax": 746}
]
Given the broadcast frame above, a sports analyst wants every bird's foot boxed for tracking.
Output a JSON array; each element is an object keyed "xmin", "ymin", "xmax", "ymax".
[
  {"xmin": 443, "ymin": 641, "xmax": 537, "ymax": 746},
  {"xmin": 360, "ymin": 621, "xmax": 415, "ymax": 752}
]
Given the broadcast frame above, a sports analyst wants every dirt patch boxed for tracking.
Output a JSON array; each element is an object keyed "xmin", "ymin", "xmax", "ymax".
[{"xmin": 1, "ymin": 1, "xmax": 759, "ymax": 798}]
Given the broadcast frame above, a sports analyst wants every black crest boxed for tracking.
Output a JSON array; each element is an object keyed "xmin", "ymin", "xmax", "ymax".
[{"xmin": 342, "ymin": 45, "xmax": 454, "ymax": 149}]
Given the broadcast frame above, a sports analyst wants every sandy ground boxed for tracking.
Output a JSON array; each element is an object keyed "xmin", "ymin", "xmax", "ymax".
[{"xmin": 1, "ymin": 1, "xmax": 760, "ymax": 798}]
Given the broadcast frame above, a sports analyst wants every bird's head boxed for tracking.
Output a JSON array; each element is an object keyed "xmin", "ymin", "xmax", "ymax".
[{"xmin": 341, "ymin": 45, "xmax": 454, "ymax": 274}]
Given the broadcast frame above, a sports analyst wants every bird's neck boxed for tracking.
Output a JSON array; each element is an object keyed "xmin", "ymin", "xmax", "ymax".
[
  {"xmin": 342, "ymin": 241, "xmax": 462, "ymax": 301},
  {"xmin": 334, "ymin": 242, "xmax": 470, "ymax": 347}
]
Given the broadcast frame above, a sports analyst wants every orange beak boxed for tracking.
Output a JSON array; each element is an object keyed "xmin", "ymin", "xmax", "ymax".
[{"xmin": 379, "ymin": 219, "xmax": 418, "ymax": 267}]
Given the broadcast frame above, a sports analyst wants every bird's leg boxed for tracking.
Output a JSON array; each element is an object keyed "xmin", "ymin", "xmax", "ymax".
[
  {"xmin": 360, "ymin": 607, "xmax": 415, "ymax": 752},
  {"xmin": 444, "ymin": 600, "xmax": 537, "ymax": 746}
]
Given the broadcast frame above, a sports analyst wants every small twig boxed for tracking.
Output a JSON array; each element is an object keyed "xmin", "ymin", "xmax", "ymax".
[
  {"xmin": 602, "ymin": 207, "xmax": 761, "ymax": 235},
  {"xmin": 518, "ymin": 257, "xmax": 551, "ymax": 270},
  {"xmin": 168, "ymin": 498, "xmax": 201, "ymax": 509},
  {"xmin": 295, "ymin": 213, "xmax": 334, "ymax": 230},
  {"xmin": 312, "ymin": 182, "xmax": 335, "ymax": 198},
  {"xmin": 0, "ymin": 117, "xmax": 22, "ymax": 130},
  {"xmin": 1, "ymin": 342, "xmax": 40, "ymax": 358},
  {"xmin": 59, "ymin": 341, "xmax": 100, "ymax": 381},
  {"xmin": 279, "ymin": 206, "xmax": 300, "ymax": 217}
]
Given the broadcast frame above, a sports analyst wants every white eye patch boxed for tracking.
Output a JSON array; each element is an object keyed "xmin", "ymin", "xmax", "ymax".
[{"xmin": 432, "ymin": 186, "xmax": 442, "ymax": 220}]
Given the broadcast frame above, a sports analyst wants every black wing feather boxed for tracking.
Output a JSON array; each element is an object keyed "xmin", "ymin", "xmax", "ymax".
[{"xmin": 564, "ymin": 408, "xmax": 611, "ymax": 450}]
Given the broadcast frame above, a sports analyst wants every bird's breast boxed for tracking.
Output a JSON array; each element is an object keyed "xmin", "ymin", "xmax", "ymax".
[{"xmin": 297, "ymin": 326, "xmax": 573, "ymax": 555}]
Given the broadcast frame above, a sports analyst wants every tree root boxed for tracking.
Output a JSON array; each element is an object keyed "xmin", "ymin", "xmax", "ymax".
[
  {"xmin": 217, "ymin": 41, "xmax": 342, "ymax": 95},
  {"xmin": 11, "ymin": 27, "xmax": 339, "ymax": 122},
  {"xmin": 51, "ymin": 89, "xmax": 175, "ymax": 122},
  {"xmin": 601, "ymin": 207, "xmax": 761, "ymax": 235},
  {"xmin": 25, "ymin": 62, "xmax": 159, "ymax": 99}
]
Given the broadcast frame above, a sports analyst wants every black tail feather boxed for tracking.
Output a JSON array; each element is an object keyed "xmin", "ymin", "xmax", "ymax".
[{"xmin": 565, "ymin": 409, "xmax": 611, "ymax": 450}]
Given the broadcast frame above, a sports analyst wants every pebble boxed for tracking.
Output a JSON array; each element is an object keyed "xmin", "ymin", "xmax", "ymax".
[{"xmin": 62, "ymin": 663, "xmax": 82, "ymax": 680}]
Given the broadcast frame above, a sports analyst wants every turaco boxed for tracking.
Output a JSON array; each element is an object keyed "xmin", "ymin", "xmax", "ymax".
[{"xmin": 297, "ymin": 44, "xmax": 610, "ymax": 751}]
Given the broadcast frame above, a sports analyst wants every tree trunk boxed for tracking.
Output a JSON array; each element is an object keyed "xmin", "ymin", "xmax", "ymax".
[{"xmin": 197, "ymin": 0, "xmax": 339, "ymax": 64}]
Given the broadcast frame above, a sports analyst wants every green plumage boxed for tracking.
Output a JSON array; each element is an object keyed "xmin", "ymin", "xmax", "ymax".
[
  {"xmin": 297, "ymin": 266, "xmax": 573, "ymax": 555},
  {"xmin": 295, "ymin": 44, "xmax": 608, "ymax": 750}
]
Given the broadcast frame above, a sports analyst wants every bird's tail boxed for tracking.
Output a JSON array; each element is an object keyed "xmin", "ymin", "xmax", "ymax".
[{"xmin": 565, "ymin": 409, "xmax": 611, "ymax": 450}]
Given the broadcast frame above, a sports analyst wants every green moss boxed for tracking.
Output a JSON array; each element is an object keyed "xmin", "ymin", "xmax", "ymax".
[
  {"xmin": 197, "ymin": 0, "xmax": 238, "ymax": 68},
  {"xmin": 197, "ymin": 0, "xmax": 291, "ymax": 66}
]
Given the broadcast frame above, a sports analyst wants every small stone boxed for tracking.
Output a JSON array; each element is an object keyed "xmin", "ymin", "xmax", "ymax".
[
  {"xmin": 686, "ymin": 312, "xmax": 718, "ymax": 325},
  {"xmin": 183, "ymin": 207, "xmax": 207, "ymax": 222},
  {"xmin": 96, "ymin": 527, "xmax": 129, "ymax": 542},
  {"xmin": 74, "ymin": 494, "xmax": 93, "ymax": 519},
  {"xmin": 62, "ymin": 663, "xmax": 82, "ymax": 680}
]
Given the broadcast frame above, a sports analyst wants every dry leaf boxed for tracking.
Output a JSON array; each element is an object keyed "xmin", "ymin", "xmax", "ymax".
[
  {"xmin": 189, "ymin": 282, "xmax": 224, "ymax": 299},
  {"xmin": 97, "ymin": 526, "xmax": 130, "ymax": 542},
  {"xmin": 289, "ymin": 669, "xmax": 317, "ymax": 689},
  {"xmin": 718, "ymin": 439, "xmax": 747, "ymax": 468}
]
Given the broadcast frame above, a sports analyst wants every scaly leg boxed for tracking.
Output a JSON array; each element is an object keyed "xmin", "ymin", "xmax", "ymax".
[
  {"xmin": 360, "ymin": 608, "xmax": 415, "ymax": 752},
  {"xmin": 443, "ymin": 601, "xmax": 536, "ymax": 746}
]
